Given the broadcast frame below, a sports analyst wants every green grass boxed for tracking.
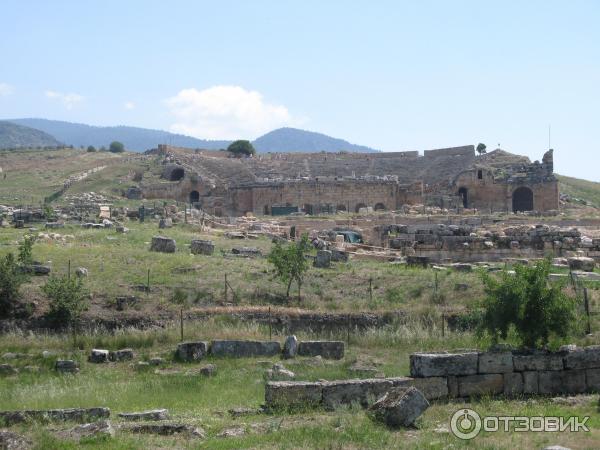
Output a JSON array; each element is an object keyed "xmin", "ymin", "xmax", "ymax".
[{"xmin": 558, "ymin": 174, "xmax": 600, "ymax": 208}]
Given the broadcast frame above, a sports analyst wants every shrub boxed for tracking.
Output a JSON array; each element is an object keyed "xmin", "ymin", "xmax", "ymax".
[
  {"xmin": 17, "ymin": 235, "xmax": 36, "ymax": 266},
  {"xmin": 479, "ymin": 259, "xmax": 577, "ymax": 348},
  {"xmin": 268, "ymin": 235, "xmax": 311, "ymax": 298},
  {"xmin": 42, "ymin": 276, "xmax": 88, "ymax": 327},
  {"xmin": 226, "ymin": 140, "xmax": 255, "ymax": 157},
  {"xmin": 0, "ymin": 253, "xmax": 27, "ymax": 318},
  {"xmin": 109, "ymin": 141, "xmax": 125, "ymax": 153}
]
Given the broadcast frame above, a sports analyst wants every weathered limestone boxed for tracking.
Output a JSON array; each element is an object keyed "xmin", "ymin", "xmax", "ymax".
[
  {"xmin": 410, "ymin": 352, "xmax": 478, "ymax": 377},
  {"xmin": 55, "ymin": 360, "xmax": 79, "ymax": 373},
  {"xmin": 513, "ymin": 351, "xmax": 564, "ymax": 371},
  {"xmin": 538, "ymin": 370, "xmax": 586, "ymax": 395},
  {"xmin": 389, "ymin": 376, "xmax": 448, "ymax": 400},
  {"xmin": 89, "ymin": 349, "xmax": 109, "ymax": 363},
  {"xmin": 330, "ymin": 249, "xmax": 349, "ymax": 262},
  {"xmin": 522, "ymin": 371, "xmax": 539, "ymax": 394},
  {"xmin": 125, "ymin": 423, "xmax": 205, "ymax": 438},
  {"xmin": 503, "ymin": 372, "xmax": 524, "ymax": 396},
  {"xmin": 457, "ymin": 374, "xmax": 504, "ymax": 397},
  {"xmin": 297, "ymin": 341, "xmax": 344, "ymax": 360},
  {"xmin": 314, "ymin": 250, "xmax": 332, "ymax": 268},
  {"xmin": 585, "ymin": 368, "xmax": 600, "ymax": 390},
  {"xmin": 190, "ymin": 239, "xmax": 214, "ymax": 255},
  {"xmin": 322, "ymin": 379, "xmax": 393, "ymax": 410},
  {"xmin": 158, "ymin": 218, "xmax": 173, "ymax": 229},
  {"xmin": 265, "ymin": 363, "xmax": 295, "ymax": 381},
  {"xmin": 231, "ymin": 247, "xmax": 261, "ymax": 257},
  {"xmin": 563, "ymin": 345, "xmax": 600, "ymax": 370},
  {"xmin": 199, "ymin": 364, "xmax": 217, "ymax": 377},
  {"xmin": 109, "ymin": 348, "xmax": 134, "ymax": 362},
  {"xmin": 0, "ymin": 407, "xmax": 110, "ymax": 425},
  {"xmin": 567, "ymin": 256, "xmax": 596, "ymax": 272},
  {"xmin": 177, "ymin": 341, "xmax": 209, "ymax": 362},
  {"xmin": 75, "ymin": 267, "xmax": 88, "ymax": 278},
  {"xmin": 265, "ymin": 381, "xmax": 323, "ymax": 409},
  {"xmin": 0, "ymin": 364, "xmax": 18, "ymax": 375},
  {"xmin": 478, "ymin": 351, "xmax": 513, "ymax": 373},
  {"xmin": 282, "ymin": 335, "xmax": 298, "ymax": 359},
  {"xmin": 211, "ymin": 340, "xmax": 281, "ymax": 358},
  {"xmin": 118, "ymin": 409, "xmax": 169, "ymax": 421},
  {"xmin": 369, "ymin": 387, "xmax": 429, "ymax": 428},
  {"xmin": 64, "ymin": 420, "xmax": 115, "ymax": 440},
  {"xmin": 150, "ymin": 236, "xmax": 176, "ymax": 253}
]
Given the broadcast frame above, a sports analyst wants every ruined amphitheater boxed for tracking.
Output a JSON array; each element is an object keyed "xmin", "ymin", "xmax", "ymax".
[{"xmin": 136, "ymin": 144, "xmax": 559, "ymax": 217}]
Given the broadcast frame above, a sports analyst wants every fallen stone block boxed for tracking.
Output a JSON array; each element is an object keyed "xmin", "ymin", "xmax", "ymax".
[
  {"xmin": 567, "ymin": 256, "xmax": 596, "ymax": 272},
  {"xmin": 265, "ymin": 381, "xmax": 323, "ymax": 409},
  {"xmin": 0, "ymin": 364, "xmax": 18, "ymax": 376},
  {"xmin": 369, "ymin": 386, "xmax": 429, "ymax": 428},
  {"xmin": 89, "ymin": 349, "xmax": 109, "ymax": 363},
  {"xmin": 330, "ymin": 249, "xmax": 348, "ymax": 262},
  {"xmin": 297, "ymin": 341, "xmax": 344, "ymax": 360},
  {"xmin": 190, "ymin": 239, "xmax": 214, "ymax": 255},
  {"xmin": 199, "ymin": 364, "xmax": 217, "ymax": 377},
  {"xmin": 322, "ymin": 378, "xmax": 393, "ymax": 410},
  {"xmin": 0, "ymin": 430, "xmax": 30, "ymax": 449},
  {"xmin": 265, "ymin": 363, "xmax": 295, "ymax": 381},
  {"xmin": 0, "ymin": 407, "xmax": 110, "ymax": 425},
  {"xmin": 282, "ymin": 335, "xmax": 298, "ymax": 359},
  {"xmin": 538, "ymin": 370, "xmax": 586, "ymax": 395},
  {"xmin": 211, "ymin": 340, "xmax": 281, "ymax": 358},
  {"xmin": 150, "ymin": 236, "xmax": 176, "ymax": 253},
  {"xmin": 176, "ymin": 341, "xmax": 209, "ymax": 362},
  {"xmin": 313, "ymin": 250, "xmax": 331, "ymax": 268},
  {"xmin": 124, "ymin": 423, "xmax": 205, "ymax": 438},
  {"xmin": 118, "ymin": 409, "xmax": 169, "ymax": 421},
  {"xmin": 62, "ymin": 420, "xmax": 115, "ymax": 440},
  {"xmin": 410, "ymin": 352, "xmax": 478, "ymax": 377},
  {"xmin": 231, "ymin": 247, "xmax": 261, "ymax": 257},
  {"xmin": 457, "ymin": 374, "xmax": 504, "ymax": 397},
  {"xmin": 478, "ymin": 351, "xmax": 513, "ymax": 374},
  {"xmin": 158, "ymin": 218, "xmax": 172, "ymax": 229},
  {"xmin": 55, "ymin": 360, "xmax": 79, "ymax": 374},
  {"xmin": 109, "ymin": 348, "xmax": 134, "ymax": 362}
]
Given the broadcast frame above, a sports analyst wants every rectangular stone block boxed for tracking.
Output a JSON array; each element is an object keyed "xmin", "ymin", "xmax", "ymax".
[
  {"xmin": 388, "ymin": 376, "xmax": 448, "ymax": 400},
  {"xmin": 522, "ymin": 371, "xmax": 539, "ymax": 394},
  {"xmin": 410, "ymin": 352, "xmax": 478, "ymax": 377},
  {"xmin": 503, "ymin": 372, "xmax": 523, "ymax": 396},
  {"xmin": 447, "ymin": 376, "xmax": 459, "ymax": 398},
  {"xmin": 538, "ymin": 370, "xmax": 586, "ymax": 395},
  {"xmin": 564, "ymin": 345, "xmax": 600, "ymax": 370},
  {"xmin": 478, "ymin": 352, "xmax": 513, "ymax": 374},
  {"xmin": 513, "ymin": 352, "xmax": 564, "ymax": 371},
  {"xmin": 176, "ymin": 341, "xmax": 209, "ymax": 362},
  {"xmin": 458, "ymin": 374, "xmax": 504, "ymax": 397},
  {"xmin": 265, "ymin": 381, "xmax": 323, "ymax": 409},
  {"xmin": 585, "ymin": 368, "xmax": 600, "ymax": 391},
  {"xmin": 210, "ymin": 340, "xmax": 281, "ymax": 358},
  {"xmin": 322, "ymin": 379, "xmax": 393, "ymax": 410},
  {"xmin": 297, "ymin": 341, "xmax": 344, "ymax": 360}
]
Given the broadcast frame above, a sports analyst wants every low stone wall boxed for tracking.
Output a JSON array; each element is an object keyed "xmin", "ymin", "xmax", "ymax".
[{"xmin": 265, "ymin": 345, "xmax": 600, "ymax": 410}]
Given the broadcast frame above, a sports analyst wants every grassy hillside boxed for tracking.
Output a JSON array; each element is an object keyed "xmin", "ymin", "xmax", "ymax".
[
  {"xmin": 0, "ymin": 121, "xmax": 62, "ymax": 149},
  {"xmin": 557, "ymin": 174, "xmax": 600, "ymax": 207}
]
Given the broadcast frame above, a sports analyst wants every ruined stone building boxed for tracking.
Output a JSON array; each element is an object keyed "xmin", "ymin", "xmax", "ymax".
[{"xmin": 135, "ymin": 144, "xmax": 559, "ymax": 217}]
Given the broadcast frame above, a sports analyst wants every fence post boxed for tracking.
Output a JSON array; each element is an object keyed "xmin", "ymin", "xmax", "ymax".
[
  {"xmin": 268, "ymin": 307, "xmax": 272, "ymax": 340},
  {"xmin": 584, "ymin": 288, "xmax": 591, "ymax": 335},
  {"xmin": 180, "ymin": 308, "xmax": 184, "ymax": 341},
  {"xmin": 368, "ymin": 278, "xmax": 373, "ymax": 302},
  {"xmin": 147, "ymin": 269, "xmax": 150, "ymax": 295},
  {"xmin": 347, "ymin": 314, "xmax": 351, "ymax": 346},
  {"xmin": 68, "ymin": 259, "xmax": 71, "ymax": 280},
  {"xmin": 224, "ymin": 274, "xmax": 228, "ymax": 302},
  {"xmin": 441, "ymin": 312, "xmax": 445, "ymax": 337}
]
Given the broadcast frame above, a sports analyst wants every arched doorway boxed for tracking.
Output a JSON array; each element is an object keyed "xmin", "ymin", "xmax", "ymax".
[
  {"xmin": 458, "ymin": 187, "xmax": 468, "ymax": 208},
  {"xmin": 303, "ymin": 204, "xmax": 314, "ymax": 215},
  {"xmin": 513, "ymin": 187, "xmax": 534, "ymax": 212},
  {"xmin": 336, "ymin": 204, "xmax": 347, "ymax": 212},
  {"xmin": 374, "ymin": 202, "xmax": 386, "ymax": 211},
  {"xmin": 169, "ymin": 167, "xmax": 185, "ymax": 181},
  {"xmin": 189, "ymin": 190, "xmax": 200, "ymax": 203}
]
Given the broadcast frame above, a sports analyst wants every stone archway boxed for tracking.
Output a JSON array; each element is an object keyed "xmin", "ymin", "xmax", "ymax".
[
  {"xmin": 336, "ymin": 204, "xmax": 347, "ymax": 212},
  {"xmin": 169, "ymin": 167, "xmax": 185, "ymax": 181},
  {"xmin": 458, "ymin": 187, "xmax": 468, "ymax": 208},
  {"xmin": 513, "ymin": 186, "xmax": 534, "ymax": 212},
  {"xmin": 189, "ymin": 190, "xmax": 200, "ymax": 203},
  {"xmin": 374, "ymin": 202, "xmax": 386, "ymax": 211}
]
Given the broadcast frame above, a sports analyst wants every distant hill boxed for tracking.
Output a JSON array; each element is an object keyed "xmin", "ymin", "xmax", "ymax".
[
  {"xmin": 557, "ymin": 174, "xmax": 600, "ymax": 208},
  {"xmin": 7, "ymin": 118, "xmax": 229, "ymax": 152},
  {"xmin": 5, "ymin": 119, "xmax": 379, "ymax": 154},
  {"xmin": 252, "ymin": 127, "xmax": 378, "ymax": 153},
  {"xmin": 0, "ymin": 121, "xmax": 63, "ymax": 149}
]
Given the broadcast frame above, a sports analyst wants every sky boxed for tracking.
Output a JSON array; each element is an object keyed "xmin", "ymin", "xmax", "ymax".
[{"xmin": 0, "ymin": 0, "xmax": 599, "ymax": 180}]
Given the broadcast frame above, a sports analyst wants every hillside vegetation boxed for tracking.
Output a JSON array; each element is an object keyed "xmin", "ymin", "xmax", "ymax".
[
  {"xmin": 0, "ymin": 121, "xmax": 62, "ymax": 149},
  {"xmin": 558, "ymin": 174, "xmax": 600, "ymax": 207}
]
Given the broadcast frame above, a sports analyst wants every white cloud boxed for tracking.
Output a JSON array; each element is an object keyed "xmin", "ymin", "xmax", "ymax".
[
  {"xmin": 124, "ymin": 101, "xmax": 135, "ymax": 110},
  {"xmin": 165, "ymin": 85, "xmax": 299, "ymax": 139},
  {"xmin": 0, "ymin": 83, "xmax": 14, "ymax": 96},
  {"xmin": 45, "ymin": 90, "xmax": 84, "ymax": 109}
]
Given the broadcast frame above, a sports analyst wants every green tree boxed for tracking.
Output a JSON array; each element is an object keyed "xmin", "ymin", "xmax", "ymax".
[
  {"xmin": 86, "ymin": 145, "xmax": 97, "ymax": 152},
  {"xmin": 268, "ymin": 235, "xmax": 311, "ymax": 299},
  {"xmin": 0, "ymin": 253, "xmax": 27, "ymax": 318},
  {"xmin": 479, "ymin": 259, "xmax": 577, "ymax": 348},
  {"xmin": 109, "ymin": 141, "xmax": 125, "ymax": 153},
  {"xmin": 476, "ymin": 143, "xmax": 487, "ymax": 155},
  {"xmin": 17, "ymin": 235, "xmax": 36, "ymax": 266},
  {"xmin": 227, "ymin": 140, "xmax": 256, "ymax": 158},
  {"xmin": 42, "ymin": 276, "xmax": 88, "ymax": 327}
]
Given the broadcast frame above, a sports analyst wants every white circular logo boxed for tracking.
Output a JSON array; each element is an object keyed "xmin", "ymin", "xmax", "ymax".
[{"xmin": 450, "ymin": 408, "xmax": 482, "ymax": 440}]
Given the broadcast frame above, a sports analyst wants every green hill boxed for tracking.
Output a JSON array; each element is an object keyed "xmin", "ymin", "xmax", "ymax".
[
  {"xmin": 557, "ymin": 174, "xmax": 600, "ymax": 207},
  {"xmin": 0, "ymin": 121, "xmax": 63, "ymax": 149}
]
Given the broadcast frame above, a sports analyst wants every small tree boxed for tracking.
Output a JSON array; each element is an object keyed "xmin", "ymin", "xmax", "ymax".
[
  {"xmin": 479, "ymin": 259, "xmax": 577, "ymax": 348},
  {"xmin": 17, "ymin": 235, "xmax": 36, "ymax": 266},
  {"xmin": 42, "ymin": 276, "xmax": 88, "ymax": 328},
  {"xmin": 0, "ymin": 253, "xmax": 27, "ymax": 318},
  {"xmin": 109, "ymin": 141, "xmax": 125, "ymax": 153},
  {"xmin": 86, "ymin": 145, "xmax": 97, "ymax": 152},
  {"xmin": 227, "ymin": 140, "xmax": 256, "ymax": 158},
  {"xmin": 476, "ymin": 143, "xmax": 487, "ymax": 155},
  {"xmin": 268, "ymin": 235, "xmax": 311, "ymax": 299}
]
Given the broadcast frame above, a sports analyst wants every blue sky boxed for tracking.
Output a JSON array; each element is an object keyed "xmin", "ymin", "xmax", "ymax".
[{"xmin": 1, "ymin": 1, "xmax": 599, "ymax": 180}]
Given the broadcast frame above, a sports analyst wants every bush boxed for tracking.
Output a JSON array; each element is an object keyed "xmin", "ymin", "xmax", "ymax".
[
  {"xmin": 109, "ymin": 141, "xmax": 125, "ymax": 153},
  {"xmin": 86, "ymin": 145, "xmax": 97, "ymax": 152},
  {"xmin": 268, "ymin": 235, "xmax": 311, "ymax": 298},
  {"xmin": 479, "ymin": 259, "xmax": 577, "ymax": 348},
  {"xmin": 42, "ymin": 276, "xmax": 88, "ymax": 326},
  {"xmin": 17, "ymin": 235, "xmax": 36, "ymax": 266},
  {"xmin": 0, "ymin": 253, "xmax": 27, "ymax": 318}
]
